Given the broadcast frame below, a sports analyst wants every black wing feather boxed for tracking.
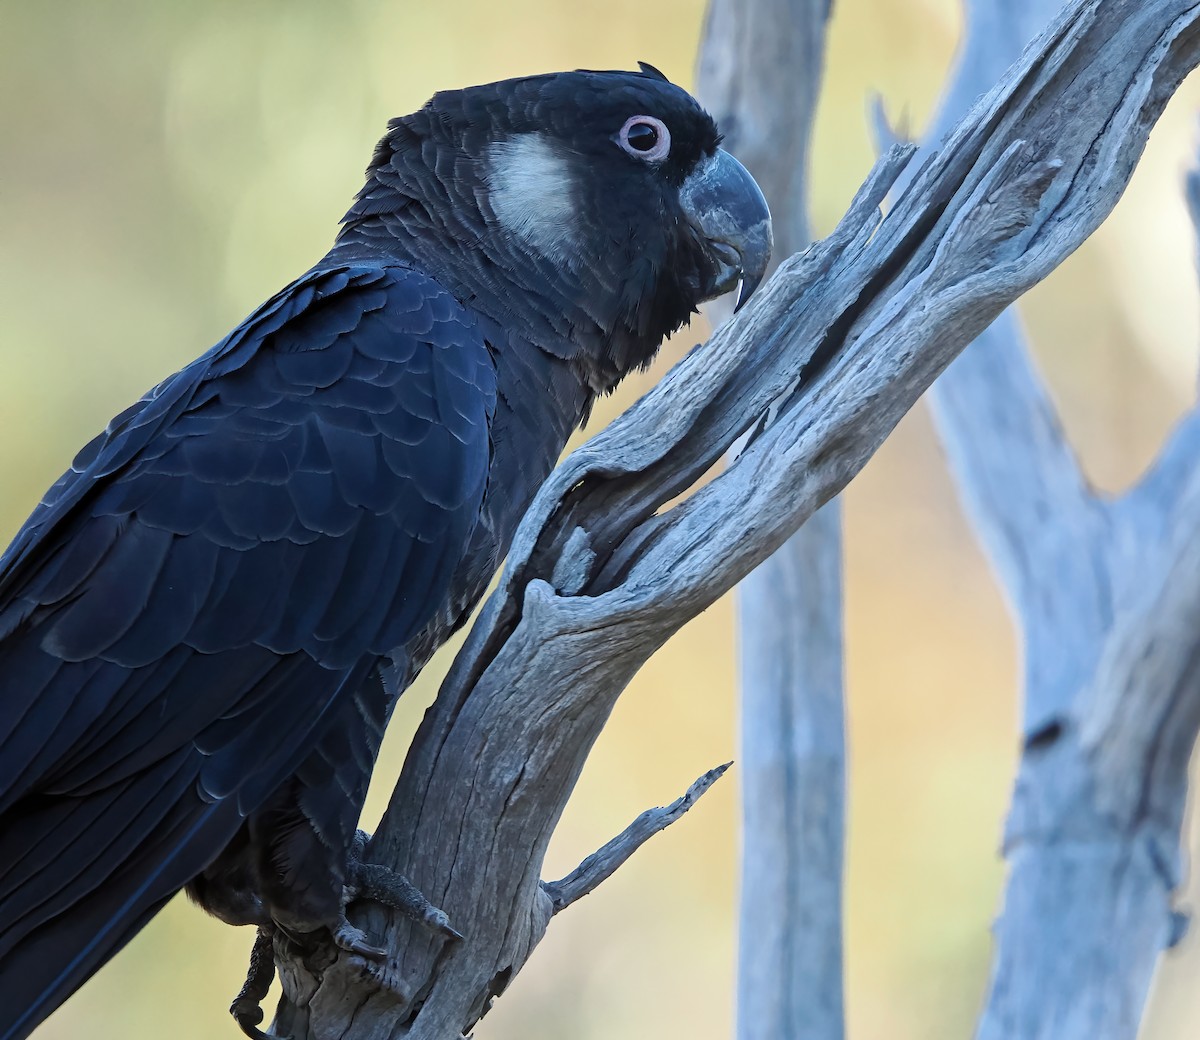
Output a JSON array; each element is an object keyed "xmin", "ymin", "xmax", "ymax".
[{"xmin": 0, "ymin": 262, "xmax": 496, "ymax": 1038}]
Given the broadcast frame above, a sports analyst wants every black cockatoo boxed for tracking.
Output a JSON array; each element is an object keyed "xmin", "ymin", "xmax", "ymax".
[{"xmin": 0, "ymin": 64, "xmax": 770, "ymax": 1039}]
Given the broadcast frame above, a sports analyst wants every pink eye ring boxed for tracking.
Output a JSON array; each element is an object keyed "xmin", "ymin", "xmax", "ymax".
[{"xmin": 617, "ymin": 115, "xmax": 671, "ymax": 162}]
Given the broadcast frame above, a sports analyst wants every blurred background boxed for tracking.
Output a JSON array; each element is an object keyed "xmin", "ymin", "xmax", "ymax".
[{"xmin": 2, "ymin": 1, "xmax": 1198, "ymax": 1037}]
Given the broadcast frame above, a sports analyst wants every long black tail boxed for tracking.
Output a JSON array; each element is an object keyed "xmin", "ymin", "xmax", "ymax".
[{"xmin": 0, "ymin": 767, "xmax": 239, "ymax": 1040}]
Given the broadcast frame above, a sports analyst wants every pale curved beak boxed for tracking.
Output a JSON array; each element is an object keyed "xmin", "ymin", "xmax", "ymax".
[{"xmin": 679, "ymin": 148, "xmax": 773, "ymax": 310}]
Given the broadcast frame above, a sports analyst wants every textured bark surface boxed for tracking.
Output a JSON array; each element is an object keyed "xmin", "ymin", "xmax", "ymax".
[
  {"xmin": 695, "ymin": 4, "xmax": 847, "ymax": 1039},
  {"xmin": 269, "ymin": 2, "xmax": 1200, "ymax": 1035},
  {"xmin": 894, "ymin": 2, "xmax": 1200, "ymax": 1037}
]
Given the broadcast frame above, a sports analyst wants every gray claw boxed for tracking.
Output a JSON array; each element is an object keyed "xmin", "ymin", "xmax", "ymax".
[
  {"xmin": 230, "ymin": 925, "xmax": 291, "ymax": 1040},
  {"xmin": 348, "ymin": 857, "xmax": 462, "ymax": 943},
  {"xmin": 332, "ymin": 917, "xmax": 386, "ymax": 961}
]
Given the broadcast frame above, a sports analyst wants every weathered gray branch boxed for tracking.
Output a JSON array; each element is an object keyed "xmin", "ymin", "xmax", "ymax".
[
  {"xmin": 695, "ymin": 4, "xmax": 845, "ymax": 1040},
  {"xmin": 270, "ymin": 2, "xmax": 1200, "ymax": 1036},
  {"xmin": 542, "ymin": 762, "xmax": 730, "ymax": 914},
  {"xmin": 890, "ymin": 1, "xmax": 1112, "ymax": 733},
  {"xmin": 897, "ymin": 1, "xmax": 1200, "ymax": 1037}
]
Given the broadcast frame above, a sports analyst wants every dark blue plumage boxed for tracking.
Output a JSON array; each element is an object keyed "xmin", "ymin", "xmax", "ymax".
[
  {"xmin": 0, "ymin": 265, "xmax": 494, "ymax": 1033},
  {"xmin": 0, "ymin": 65, "xmax": 770, "ymax": 1039}
]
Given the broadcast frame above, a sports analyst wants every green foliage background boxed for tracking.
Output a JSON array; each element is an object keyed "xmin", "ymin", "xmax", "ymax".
[{"xmin": 2, "ymin": 2, "xmax": 1198, "ymax": 1037}]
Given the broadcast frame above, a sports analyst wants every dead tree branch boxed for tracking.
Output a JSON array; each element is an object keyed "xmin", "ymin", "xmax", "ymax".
[
  {"xmin": 269, "ymin": 2, "xmax": 1200, "ymax": 1036},
  {"xmin": 695, "ymin": 4, "xmax": 845, "ymax": 1039},
  {"xmin": 542, "ymin": 762, "xmax": 731, "ymax": 914},
  {"xmin": 885, "ymin": 1, "xmax": 1200, "ymax": 1036}
]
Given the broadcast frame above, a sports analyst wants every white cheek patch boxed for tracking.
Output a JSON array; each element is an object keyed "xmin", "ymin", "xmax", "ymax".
[{"xmin": 486, "ymin": 134, "xmax": 579, "ymax": 264}]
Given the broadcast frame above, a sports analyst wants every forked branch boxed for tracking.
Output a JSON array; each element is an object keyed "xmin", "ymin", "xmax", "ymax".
[{"xmin": 269, "ymin": 3, "xmax": 1200, "ymax": 1037}]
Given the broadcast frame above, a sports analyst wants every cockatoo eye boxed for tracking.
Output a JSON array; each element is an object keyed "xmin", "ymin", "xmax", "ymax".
[{"xmin": 617, "ymin": 115, "xmax": 671, "ymax": 162}]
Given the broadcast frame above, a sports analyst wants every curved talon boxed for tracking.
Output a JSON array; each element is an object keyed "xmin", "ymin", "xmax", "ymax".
[
  {"xmin": 332, "ymin": 917, "xmax": 386, "ymax": 960},
  {"xmin": 348, "ymin": 859, "xmax": 461, "ymax": 943},
  {"xmin": 231, "ymin": 999, "xmax": 291, "ymax": 1040},
  {"xmin": 347, "ymin": 935, "xmax": 388, "ymax": 960},
  {"xmin": 429, "ymin": 912, "xmax": 464, "ymax": 944},
  {"xmin": 230, "ymin": 924, "xmax": 287, "ymax": 1040}
]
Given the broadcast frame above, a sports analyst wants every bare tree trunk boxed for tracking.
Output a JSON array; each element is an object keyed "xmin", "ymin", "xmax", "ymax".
[
  {"xmin": 695, "ymin": 5, "xmax": 846, "ymax": 1040},
  {"xmin": 884, "ymin": 2, "xmax": 1200, "ymax": 1036},
  {"xmin": 267, "ymin": 2, "xmax": 1200, "ymax": 1035}
]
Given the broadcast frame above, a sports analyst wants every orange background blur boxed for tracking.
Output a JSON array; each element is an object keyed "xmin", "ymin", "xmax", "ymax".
[{"xmin": 2, "ymin": 2, "xmax": 1198, "ymax": 1038}]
